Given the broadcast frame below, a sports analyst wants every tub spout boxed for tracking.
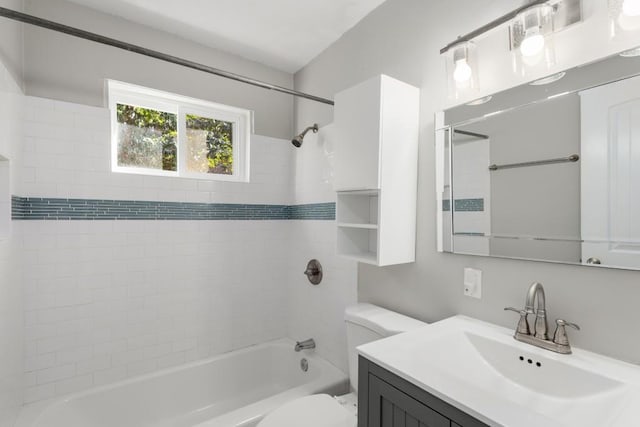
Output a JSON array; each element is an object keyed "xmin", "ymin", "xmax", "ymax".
[{"xmin": 295, "ymin": 339, "xmax": 315, "ymax": 352}]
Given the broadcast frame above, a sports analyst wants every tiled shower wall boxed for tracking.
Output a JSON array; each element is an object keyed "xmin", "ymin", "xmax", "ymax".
[
  {"xmin": 20, "ymin": 98, "xmax": 293, "ymax": 204},
  {"xmin": 288, "ymin": 130, "xmax": 358, "ymax": 375},
  {"xmin": 0, "ymin": 57, "xmax": 24, "ymax": 425},
  {"xmin": 286, "ymin": 220, "xmax": 357, "ymax": 374},
  {"xmin": 18, "ymin": 220, "xmax": 289, "ymax": 403},
  {"xmin": 16, "ymin": 97, "xmax": 295, "ymax": 403}
]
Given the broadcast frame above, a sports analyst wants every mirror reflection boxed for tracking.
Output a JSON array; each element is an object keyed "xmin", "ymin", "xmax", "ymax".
[{"xmin": 437, "ymin": 49, "xmax": 640, "ymax": 270}]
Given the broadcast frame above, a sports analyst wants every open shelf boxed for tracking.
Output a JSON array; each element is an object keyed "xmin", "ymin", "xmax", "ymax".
[
  {"xmin": 339, "ymin": 251, "xmax": 378, "ymax": 265},
  {"xmin": 336, "ymin": 190, "xmax": 379, "ymax": 226},
  {"xmin": 337, "ymin": 225, "xmax": 378, "ymax": 265}
]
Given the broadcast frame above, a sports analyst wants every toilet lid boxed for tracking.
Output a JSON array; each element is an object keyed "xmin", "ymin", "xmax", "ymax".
[{"xmin": 258, "ymin": 394, "xmax": 356, "ymax": 427}]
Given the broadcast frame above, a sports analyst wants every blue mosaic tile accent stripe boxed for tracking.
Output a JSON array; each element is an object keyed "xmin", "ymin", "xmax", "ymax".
[
  {"xmin": 442, "ymin": 198, "xmax": 484, "ymax": 212},
  {"xmin": 288, "ymin": 203, "xmax": 335, "ymax": 220},
  {"xmin": 12, "ymin": 196, "xmax": 336, "ymax": 221},
  {"xmin": 455, "ymin": 198, "xmax": 484, "ymax": 212}
]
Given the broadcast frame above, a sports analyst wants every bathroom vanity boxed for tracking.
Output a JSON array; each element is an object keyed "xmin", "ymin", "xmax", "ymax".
[
  {"xmin": 357, "ymin": 316, "xmax": 640, "ymax": 427},
  {"xmin": 358, "ymin": 356, "xmax": 487, "ymax": 427}
]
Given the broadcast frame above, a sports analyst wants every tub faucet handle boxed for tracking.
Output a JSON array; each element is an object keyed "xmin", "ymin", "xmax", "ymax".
[{"xmin": 303, "ymin": 259, "xmax": 323, "ymax": 285}]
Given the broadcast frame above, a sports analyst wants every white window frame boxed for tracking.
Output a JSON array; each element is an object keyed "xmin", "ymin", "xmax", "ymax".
[{"xmin": 108, "ymin": 80, "xmax": 252, "ymax": 182}]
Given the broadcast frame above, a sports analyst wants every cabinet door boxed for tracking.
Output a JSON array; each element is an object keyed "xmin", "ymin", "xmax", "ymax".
[
  {"xmin": 334, "ymin": 76, "xmax": 382, "ymax": 191},
  {"xmin": 368, "ymin": 374, "xmax": 450, "ymax": 427}
]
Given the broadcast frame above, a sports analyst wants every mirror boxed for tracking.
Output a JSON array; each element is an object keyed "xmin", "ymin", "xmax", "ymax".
[{"xmin": 436, "ymin": 48, "xmax": 640, "ymax": 270}]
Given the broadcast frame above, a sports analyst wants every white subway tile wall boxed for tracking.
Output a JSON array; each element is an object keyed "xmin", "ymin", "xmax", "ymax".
[
  {"xmin": 287, "ymin": 220, "xmax": 357, "ymax": 374},
  {"xmin": 20, "ymin": 96, "xmax": 293, "ymax": 205},
  {"xmin": 16, "ymin": 98, "xmax": 293, "ymax": 402},
  {"xmin": 18, "ymin": 219, "xmax": 289, "ymax": 403},
  {"xmin": 0, "ymin": 58, "xmax": 24, "ymax": 426},
  {"xmin": 16, "ymin": 97, "xmax": 357, "ymax": 404},
  {"xmin": 289, "ymin": 129, "xmax": 358, "ymax": 375}
]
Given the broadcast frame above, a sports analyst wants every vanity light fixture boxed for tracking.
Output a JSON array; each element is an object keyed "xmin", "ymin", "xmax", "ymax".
[
  {"xmin": 520, "ymin": 28, "xmax": 546, "ymax": 57},
  {"xmin": 445, "ymin": 41, "xmax": 479, "ymax": 100},
  {"xmin": 515, "ymin": 7, "xmax": 553, "ymax": 58},
  {"xmin": 511, "ymin": 3, "xmax": 557, "ymax": 75},
  {"xmin": 440, "ymin": 0, "xmax": 582, "ymax": 98},
  {"xmin": 610, "ymin": 0, "xmax": 640, "ymax": 36},
  {"xmin": 453, "ymin": 51, "xmax": 473, "ymax": 83}
]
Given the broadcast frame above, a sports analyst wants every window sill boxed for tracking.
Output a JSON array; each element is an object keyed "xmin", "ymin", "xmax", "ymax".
[{"xmin": 112, "ymin": 167, "xmax": 249, "ymax": 183}]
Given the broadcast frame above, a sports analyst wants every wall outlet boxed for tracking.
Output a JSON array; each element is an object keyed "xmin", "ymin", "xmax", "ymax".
[{"xmin": 464, "ymin": 268, "xmax": 482, "ymax": 299}]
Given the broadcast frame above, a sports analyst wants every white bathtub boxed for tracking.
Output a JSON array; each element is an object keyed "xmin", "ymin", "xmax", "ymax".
[{"xmin": 16, "ymin": 339, "xmax": 348, "ymax": 427}]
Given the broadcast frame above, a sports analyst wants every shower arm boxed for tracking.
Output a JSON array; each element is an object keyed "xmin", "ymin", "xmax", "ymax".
[
  {"xmin": 0, "ymin": 7, "xmax": 335, "ymax": 106},
  {"xmin": 297, "ymin": 124, "xmax": 319, "ymax": 139}
]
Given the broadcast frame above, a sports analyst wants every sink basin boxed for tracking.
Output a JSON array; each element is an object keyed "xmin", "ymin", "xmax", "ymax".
[{"xmin": 357, "ymin": 315, "xmax": 640, "ymax": 427}]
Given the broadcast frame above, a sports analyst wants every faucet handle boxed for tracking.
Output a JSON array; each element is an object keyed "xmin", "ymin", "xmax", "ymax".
[
  {"xmin": 504, "ymin": 307, "xmax": 530, "ymax": 335},
  {"xmin": 556, "ymin": 319, "xmax": 580, "ymax": 330},
  {"xmin": 553, "ymin": 319, "xmax": 580, "ymax": 347}
]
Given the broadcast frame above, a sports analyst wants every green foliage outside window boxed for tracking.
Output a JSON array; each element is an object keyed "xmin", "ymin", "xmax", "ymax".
[
  {"xmin": 116, "ymin": 104, "xmax": 177, "ymax": 171},
  {"xmin": 186, "ymin": 114, "xmax": 233, "ymax": 175},
  {"xmin": 116, "ymin": 104, "xmax": 233, "ymax": 175}
]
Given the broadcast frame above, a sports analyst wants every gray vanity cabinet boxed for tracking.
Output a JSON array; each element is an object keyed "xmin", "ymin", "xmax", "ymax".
[{"xmin": 358, "ymin": 357, "xmax": 489, "ymax": 427}]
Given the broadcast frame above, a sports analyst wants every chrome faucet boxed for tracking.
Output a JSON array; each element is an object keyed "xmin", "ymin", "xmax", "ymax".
[
  {"xmin": 525, "ymin": 282, "xmax": 548, "ymax": 340},
  {"xmin": 294, "ymin": 338, "xmax": 316, "ymax": 352},
  {"xmin": 505, "ymin": 282, "xmax": 580, "ymax": 354}
]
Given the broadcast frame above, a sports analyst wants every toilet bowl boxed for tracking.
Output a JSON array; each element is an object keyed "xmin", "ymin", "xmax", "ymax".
[{"xmin": 257, "ymin": 303, "xmax": 426, "ymax": 427}]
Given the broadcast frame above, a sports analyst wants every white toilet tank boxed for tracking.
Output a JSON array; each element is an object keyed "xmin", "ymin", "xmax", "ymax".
[{"xmin": 344, "ymin": 303, "xmax": 426, "ymax": 392}]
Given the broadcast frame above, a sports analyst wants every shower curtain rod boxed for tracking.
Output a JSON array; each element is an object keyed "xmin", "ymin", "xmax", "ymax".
[{"xmin": 0, "ymin": 7, "xmax": 335, "ymax": 106}]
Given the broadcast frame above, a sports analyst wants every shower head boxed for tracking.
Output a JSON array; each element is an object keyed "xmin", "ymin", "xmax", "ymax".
[{"xmin": 291, "ymin": 124, "xmax": 319, "ymax": 147}]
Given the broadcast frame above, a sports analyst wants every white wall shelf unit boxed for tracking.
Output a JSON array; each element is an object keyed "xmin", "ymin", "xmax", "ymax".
[{"xmin": 334, "ymin": 75, "xmax": 420, "ymax": 266}]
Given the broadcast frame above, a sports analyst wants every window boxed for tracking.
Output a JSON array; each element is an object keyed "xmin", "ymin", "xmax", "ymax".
[{"xmin": 108, "ymin": 80, "xmax": 251, "ymax": 182}]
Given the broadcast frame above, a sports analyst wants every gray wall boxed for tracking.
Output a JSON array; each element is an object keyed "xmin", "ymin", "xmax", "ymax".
[
  {"xmin": 294, "ymin": 0, "xmax": 640, "ymax": 364},
  {"xmin": 0, "ymin": 0, "xmax": 24, "ymax": 87},
  {"xmin": 23, "ymin": 0, "xmax": 293, "ymax": 139}
]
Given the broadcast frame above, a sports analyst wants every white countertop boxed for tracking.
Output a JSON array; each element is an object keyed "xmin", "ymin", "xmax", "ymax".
[{"xmin": 357, "ymin": 315, "xmax": 640, "ymax": 427}]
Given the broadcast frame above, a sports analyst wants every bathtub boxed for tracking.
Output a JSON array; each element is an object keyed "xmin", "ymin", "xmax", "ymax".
[{"xmin": 16, "ymin": 339, "xmax": 348, "ymax": 427}]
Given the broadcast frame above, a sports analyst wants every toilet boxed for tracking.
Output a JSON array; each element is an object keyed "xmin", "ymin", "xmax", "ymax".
[{"xmin": 258, "ymin": 303, "xmax": 426, "ymax": 427}]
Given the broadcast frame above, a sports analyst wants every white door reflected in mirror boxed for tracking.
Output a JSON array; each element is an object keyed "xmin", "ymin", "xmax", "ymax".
[{"xmin": 580, "ymin": 75, "xmax": 640, "ymax": 269}]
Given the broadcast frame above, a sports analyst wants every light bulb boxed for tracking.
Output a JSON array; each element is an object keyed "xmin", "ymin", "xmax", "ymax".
[
  {"xmin": 453, "ymin": 59, "xmax": 472, "ymax": 83},
  {"xmin": 623, "ymin": 0, "xmax": 640, "ymax": 16},
  {"xmin": 520, "ymin": 29, "xmax": 545, "ymax": 57}
]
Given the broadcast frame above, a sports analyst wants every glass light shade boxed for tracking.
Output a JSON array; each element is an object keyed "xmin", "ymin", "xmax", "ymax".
[
  {"xmin": 520, "ymin": 28, "xmax": 546, "ymax": 57},
  {"xmin": 609, "ymin": 0, "xmax": 640, "ymax": 38},
  {"xmin": 511, "ymin": 4, "xmax": 556, "ymax": 77},
  {"xmin": 445, "ymin": 41, "xmax": 479, "ymax": 100}
]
